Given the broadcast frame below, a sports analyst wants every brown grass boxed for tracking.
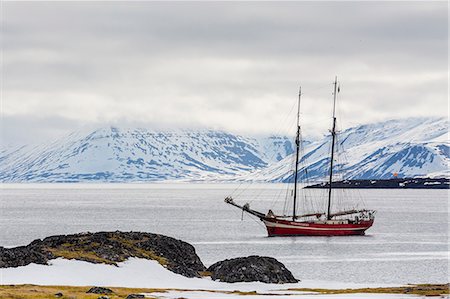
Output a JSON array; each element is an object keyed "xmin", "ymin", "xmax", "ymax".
[
  {"xmin": 46, "ymin": 248, "xmax": 115, "ymax": 265},
  {"xmin": 198, "ymin": 271, "xmax": 212, "ymax": 277},
  {"xmin": 45, "ymin": 235, "xmax": 169, "ymax": 267},
  {"xmin": 288, "ymin": 284, "xmax": 450, "ymax": 296},
  {"xmin": 1, "ymin": 283, "xmax": 448, "ymax": 298},
  {"xmin": 0, "ymin": 285, "xmax": 159, "ymax": 299}
]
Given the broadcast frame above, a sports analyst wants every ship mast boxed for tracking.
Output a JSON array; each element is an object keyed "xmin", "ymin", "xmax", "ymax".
[
  {"xmin": 292, "ymin": 86, "xmax": 301, "ymax": 221},
  {"xmin": 327, "ymin": 77, "xmax": 338, "ymax": 220}
]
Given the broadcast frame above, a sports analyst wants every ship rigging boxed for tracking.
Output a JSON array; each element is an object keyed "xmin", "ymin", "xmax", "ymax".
[{"xmin": 225, "ymin": 77, "xmax": 376, "ymax": 236}]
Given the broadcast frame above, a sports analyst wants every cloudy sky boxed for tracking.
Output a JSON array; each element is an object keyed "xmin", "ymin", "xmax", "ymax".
[{"xmin": 1, "ymin": 1, "xmax": 448, "ymax": 145}]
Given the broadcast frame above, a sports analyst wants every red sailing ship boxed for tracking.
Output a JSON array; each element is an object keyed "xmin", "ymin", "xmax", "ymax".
[{"xmin": 225, "ymin": 77, "xmax": 375, "ymax": 237}]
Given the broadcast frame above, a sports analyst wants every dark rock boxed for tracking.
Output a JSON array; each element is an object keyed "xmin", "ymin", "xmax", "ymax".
[
  {"xmin": 207, "ymin": 255, "xmax": 299, "ymax": 284},
  {"xmin": 54, "ymin": 292, "xmax": 63, "ymax": 297},
  {"xmin": 126, "ymin": 294, "xmax": 145, "ymax": 299},
  {"xmin": 97, "ymin": 296, "xmax": 110, "ymax": 299},
  {"xmin": 0, "ymin": 231, "xmax": 206, "ymax": 278},
  {"xmin": 86, "ymin": 286, "xmax": 113, "ymax": 294},
  {"xmin": 0, "ymin": 242, "xmax": 51, "ymax": 268},
  {"xmin": 135, "ymin": 232, "xmax": 205, "ymax": 277}
]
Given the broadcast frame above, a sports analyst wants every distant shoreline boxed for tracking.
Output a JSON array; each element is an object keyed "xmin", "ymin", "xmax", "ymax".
[{"xmin": 305, "ymin": 178, "xmax": 449, "ymax": 189}]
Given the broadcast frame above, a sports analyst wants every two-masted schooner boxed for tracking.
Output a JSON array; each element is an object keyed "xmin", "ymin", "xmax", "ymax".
[{"xmin": 225, "ymin": 77, "xmax": 375, "ymax": 236}]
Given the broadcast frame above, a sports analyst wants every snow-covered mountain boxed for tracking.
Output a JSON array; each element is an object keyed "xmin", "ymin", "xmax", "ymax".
[
  {"xmin": 0, "ymin": 128, "xmax": 293, "ymax": 182},
  {"xmin": 0, "ymin": 117, "xmax": 448, "ymax": 183},
  {"xmin": 254, "ymin": 117, "xmax": 449, "ymax": 182}
]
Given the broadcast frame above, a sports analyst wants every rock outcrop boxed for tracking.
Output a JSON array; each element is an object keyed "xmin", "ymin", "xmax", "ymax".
[
  {"xmin": 86, "ymin": 287, "xmax": 114, "ymax": 294},
  {"xmin": 207, "ymin": 255, "xmax": 299, "ymax": 284},
  {"xmin": 0, "ymin": 231, "xmax": 206, "ymax": 277},
  {"xmin": 0, "ymin": 239, "xmax": 51, "ymax": 268}
]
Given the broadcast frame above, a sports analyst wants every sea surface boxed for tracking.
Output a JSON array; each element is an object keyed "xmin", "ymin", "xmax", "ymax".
[{"xmin": 1, "ymin": 183, "xmax": 448, "ymax": 285}]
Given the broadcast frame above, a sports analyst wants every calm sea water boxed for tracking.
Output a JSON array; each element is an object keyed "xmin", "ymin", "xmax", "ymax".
[{"xmin": 0, "ymin": 184, "xmax": 448, "ymax": 284}]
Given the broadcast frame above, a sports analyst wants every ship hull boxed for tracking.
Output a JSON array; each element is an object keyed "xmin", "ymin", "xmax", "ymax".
[{"xmin": 262, "ymin": 218, "xmax": 374, "ymax": 237}]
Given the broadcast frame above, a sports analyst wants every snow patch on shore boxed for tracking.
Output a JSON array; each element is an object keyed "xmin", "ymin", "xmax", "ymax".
[{"xmin": 1, "ymin": 258, "xmax": 416, "ymax": 298}]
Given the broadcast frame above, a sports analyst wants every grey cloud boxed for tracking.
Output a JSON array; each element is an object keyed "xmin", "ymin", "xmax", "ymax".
[{"xmin": 2, "ymin": 1, "xmax": 448, "ymax": 144}]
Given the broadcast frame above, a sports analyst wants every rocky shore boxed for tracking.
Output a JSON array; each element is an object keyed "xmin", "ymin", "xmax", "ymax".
[
  {"xmin": 207, "ymin": 256, "xmax": 299, "ymax": 283},
  {"xmin": 0, "ymin": 231, "xmax": 205, "ymax": 278},
  {"xmin": 0, "ymin": 231, "xmax": 298, "ymax": 283}
]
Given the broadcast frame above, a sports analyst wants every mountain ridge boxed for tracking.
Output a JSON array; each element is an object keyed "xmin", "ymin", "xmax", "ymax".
[
  {"xmin": 0, "ymin": 127, "xmax": 294, "ymax": 182},
  {"xmin": 1, "ymin": 117, "xmax": 448, "ymax": 182},
  {"xmin": 254, "ymin": 117, "xmax": 449, "ymax": 182}
]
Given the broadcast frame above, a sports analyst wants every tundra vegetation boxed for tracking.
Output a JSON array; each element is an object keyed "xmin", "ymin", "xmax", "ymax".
[{"xmin": 0, "ymin": 284, "xmax": 448, "ymax": 298}]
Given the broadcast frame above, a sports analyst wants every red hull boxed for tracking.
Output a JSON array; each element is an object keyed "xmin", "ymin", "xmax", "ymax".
[{"xmin": 263, "ymin": 218, "xmax": 374, "ymax": 237}]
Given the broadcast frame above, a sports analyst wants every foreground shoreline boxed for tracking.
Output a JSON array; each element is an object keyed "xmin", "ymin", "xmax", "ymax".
[
  {"xmin": 2, "ymin": 231, "xmax": 448, "ymax": 298},
  {"xmin": 2, "ymin": 258, "xmax": 448, "ymax": 298},
  {"xmin": 1, "ymin": 283, "xmax": 448, "ymax": 299}
]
